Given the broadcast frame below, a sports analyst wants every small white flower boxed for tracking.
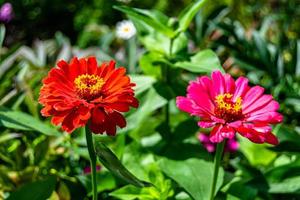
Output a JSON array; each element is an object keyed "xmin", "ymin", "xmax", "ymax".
[{"xmin": 116, "ymin": 20, "xmax": 136, "ymax": 40}]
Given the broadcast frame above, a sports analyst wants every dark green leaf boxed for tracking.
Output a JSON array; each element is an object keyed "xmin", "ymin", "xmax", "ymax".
[
  {"xmin": 225, "ymin": 181, "xmax": 258, "ymax": 200},
  {"xmin": 7, "ymin": 176, "xmax": 56, "ymax": 200},
  {"xmin": 153, "ymin": 81, "xmax": 175, "ymax": 101},
  {"xmin": 94, "ymin": 141, "xmax": 152, "ymax": 187},
  {"xmin": 173, "ymin": 119, "xmax": 199, "ymax": 141}
]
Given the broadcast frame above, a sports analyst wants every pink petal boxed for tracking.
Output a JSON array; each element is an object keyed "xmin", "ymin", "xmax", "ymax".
[
  {"xmin": 223, "ymin": 73, "xmax": 235, "ymax": 94},
  {"xmin": 246, "ymin": 112, "xmax": 283, "ymax": 124},
  {"xmin": 176, "ymin": 96, "xmax": 195, "ymax": 114},
  {"xmin": 233, "ymin": 77, "xmax": 249, "ymax": 101},
  {"xmin": 205, "ymin": 144, "xmax": 216, "ymax": 153},
  {"xmin": 220, "ymin": 126, "xmax": 235, "ymax": 139},
  {"xmin": 242, "ymin": 122, "xmax": 272, "ymax": 133},
  {"xmin": 198, "ymin": 121, "xmax": 216, "ymax": 128},
  {"xmin": 228, "ymin": 120, "xmax": 242, "ymax": 128},
  {"xmin": 187, "ymin": 82, "xmax": 215, "ymax": 114},
  {"xmin": 236, "ymin": 125, "xmax": 279, "ymax": 145},
  {"xmin": 242, "ymin": 86, "xmax": 264, "ymax": 110},
  {"xmin": 198, "ymin": 133, "xmax": 210, "ymax": 143},
  {"xmin": 197, "ymin": 76, "xmax": 214, "ymax": 100},
  {"xmin": 211, "ymin": 71, "xmax": 225, "ymax": 96},
  {"xmin": 246, "ymin": 100, "xmax": 279, "ymax": 116},
  {"xmin": 176, "ymin": 96, "xmax": 208, "ymax": 117},
  {"xmin": 210, "ymin": 115, "xmax": 225, "ymax": 124},
  {"xmin": 226, "ymin": 139, "xmax": 239, "ymax": 152},
  {"xmin": 265, "ymin": 132, "xmax": 279, "ymax": 145},
  {"xmin": 209, "ymin": 125, "xmax": 225, "ymax": 143},
  {"xmin": 236, "ymin": 126, "xmax": 265, "ymax": 144},
  {"xmin": 243, "ymin": 95, "xmax": 273, "ymax": 114}
]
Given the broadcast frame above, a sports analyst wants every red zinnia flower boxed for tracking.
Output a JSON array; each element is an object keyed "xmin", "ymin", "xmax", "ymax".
[
  {"xmin": 39, "ymin": 57, "xmax": 138, "ymax": 135},
  {"xmin": 176, "ymin": 71, "xmax": 283, "ymax": 145}
]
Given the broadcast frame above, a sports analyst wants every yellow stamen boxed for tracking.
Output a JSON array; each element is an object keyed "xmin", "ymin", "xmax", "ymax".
[
  {"xmin": 74, "ymin": 74, "xmax": 105, "ymax": 100},
  {"xmin": 215, "ymin": 93, "xmax": 242, "ymax": 113}
]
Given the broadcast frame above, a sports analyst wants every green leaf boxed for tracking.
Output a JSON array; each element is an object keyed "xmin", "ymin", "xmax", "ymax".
[
  {"xmin": 252, "ymin": 31, "xmax": 269, "ymax": 66},
  {"xmin": 153, "ymin": 81, "xmax": 175, "ymax": 101},
  {"xmin": 0, "ymin": 133, "xmax": 22, "ymax": 143},
  {"xmin": 140, "ymin": 32, "xmax": 188, "ymax": 56},
  {"xmin": 0, "ymin": 24, "xmax": 5, "ymax": 48},
  {"xmin": 94, "ymin": 141, "xmax": 152, "ymax": 187},
  {"xmin": 173, "ymin": 119, "xmax": 199, "ymax": 141},
  {"xmin": 77, "ymin": 173, "xmax": 116, "ymax": 194},
  {"xmin": 159, "ymin": 158, "xmax": 224, "ymax": 200},
  {"xmin": 110, "ymin": 185, "xmax": 153, "ymax": 200},
  {"xmin": 174, "ymin": 49, "xmax": 224, "ymax": 73},
  {"xmin": 139, "ymin": 52, "xmax": 163, "ymax": 78},
  {"xmin": 176, "ymin": 0, "xmax": 208, "ymax": 34},
  {"xmin": 224, "ymin": 180, "xmax": 258, "ymax": 200},
  {"xmin": 7, "ymin": 176, "xmax": 56, "ymax": 200},
  {"xmin": 0, "ymin": 107, "xmax": 61, "ymax": 136},
  {"xmin": 269, "ymin": 177, "xmax": 300, "ymax": 194},
  {"xmin": 120, "ymin": 88, "xmax": 167, "ymax": 134},
  {"xmin": 129, "ymin": 75, "xmax": 156, "ymax": 95},
  {"xmin": 271, "ymin": 125, "xmax": 300, "ymax": 152},
  {"xmin": 114, "ymin": 6, "xmax": 175, "ymax": 38},
  {"xmin": 238, "ymin": 135, "xmax": 277, "ymax": 166}
]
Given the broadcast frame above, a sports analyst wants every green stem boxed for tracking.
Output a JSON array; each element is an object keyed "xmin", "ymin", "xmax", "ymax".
[
  {"xmin": 128, "ymin": 37, "xmax": 136, "ymax": 74},
  {"xmin": 85, "ymin": 125, "xmax": 98, "ymax": 200},
  {"xmin": 164, "ymin": 38, "xmax": 174, "ymax": 138},
  {"xmin": 209, "ymin": 140, "xmax": 226, "ymax": 200}
]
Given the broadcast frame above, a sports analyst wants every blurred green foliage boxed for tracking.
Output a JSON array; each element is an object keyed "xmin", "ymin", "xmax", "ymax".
[{"xmin": 0, "ymin": 0, "xmax": 300, "ymax": 199}]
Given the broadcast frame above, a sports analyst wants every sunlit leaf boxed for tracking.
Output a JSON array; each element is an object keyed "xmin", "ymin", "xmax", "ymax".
[
  {"xmin": 114, "ymin": 6, "xmax": 175, "ymax": 38},
  {"xmin": 0, "ymin": 106, "xmax": 61, "ymax": 136},
  {"xmin": 159, "ymin": 158, "xmax": 224, "ymax": 200},
  {"xmin": 176, "ymin": 0, "xmax": 208, "ymax": 34},
  {"xmin": 238, "ymin": 135, "xmax": 277, "ymax": 166},
  {"xmin": 174, "ymin": 49, "xmax": 223, "ymax": 73}
]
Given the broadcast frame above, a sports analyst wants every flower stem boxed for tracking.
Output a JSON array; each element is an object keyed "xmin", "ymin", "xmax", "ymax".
[
  {"xmin": 164, "ymin": 38, "xmax": 174, "ymax": 136},
  {"xmin": 209, "ymin": 140, "xmax": 225, "ymax": 200},
  {"xmin": 128, "ymin": 37, "xmax": 136, "ymax": 74},
  {"xmin": 85, "ymin": 125, "xmax": 98, "ymax": 200}
]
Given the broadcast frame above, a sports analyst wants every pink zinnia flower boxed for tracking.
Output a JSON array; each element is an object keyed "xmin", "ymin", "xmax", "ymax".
[
  {"xmin": 176, "ymin": 71, "xmax": 283, "ymax": 145},
  {"xmin": 198, "ymin": 133, "xmax": 239, "ymax": 153},
  {"xmin": 0, "ymin": 3, "xmax": 13, "ymax": 23}
]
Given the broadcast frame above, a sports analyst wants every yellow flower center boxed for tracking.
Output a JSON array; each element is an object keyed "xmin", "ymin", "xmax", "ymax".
[
  {"xmin": 74, "ymin": 74, "xmax": 105, "ymax": 100},
  {"xmin": 123, "ymin": 27, "xmax": 130, "ymax": 32},
  {"xmin": 214, "ymin": 93, "xmax": 243, "ymax": 122}
]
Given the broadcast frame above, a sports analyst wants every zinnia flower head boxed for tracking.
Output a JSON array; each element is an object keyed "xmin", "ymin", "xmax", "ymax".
[
  {"xmin": 176, "ymin": 71, "xmax": 283, "ymax": 145},
  {"xmin": 39, "ymin": 57, "xmax": 138, "ymax": 135},
  {"xmin": 116, "ymin": 20, "xmax": 136, "ymax": 40},
  {"xmin": 0, "ymin": 3, "xmax": 13, "ymax": 23},
  {"xmin": 198, "ymin": 133, "xmax": 239, "ymax": 153}
]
